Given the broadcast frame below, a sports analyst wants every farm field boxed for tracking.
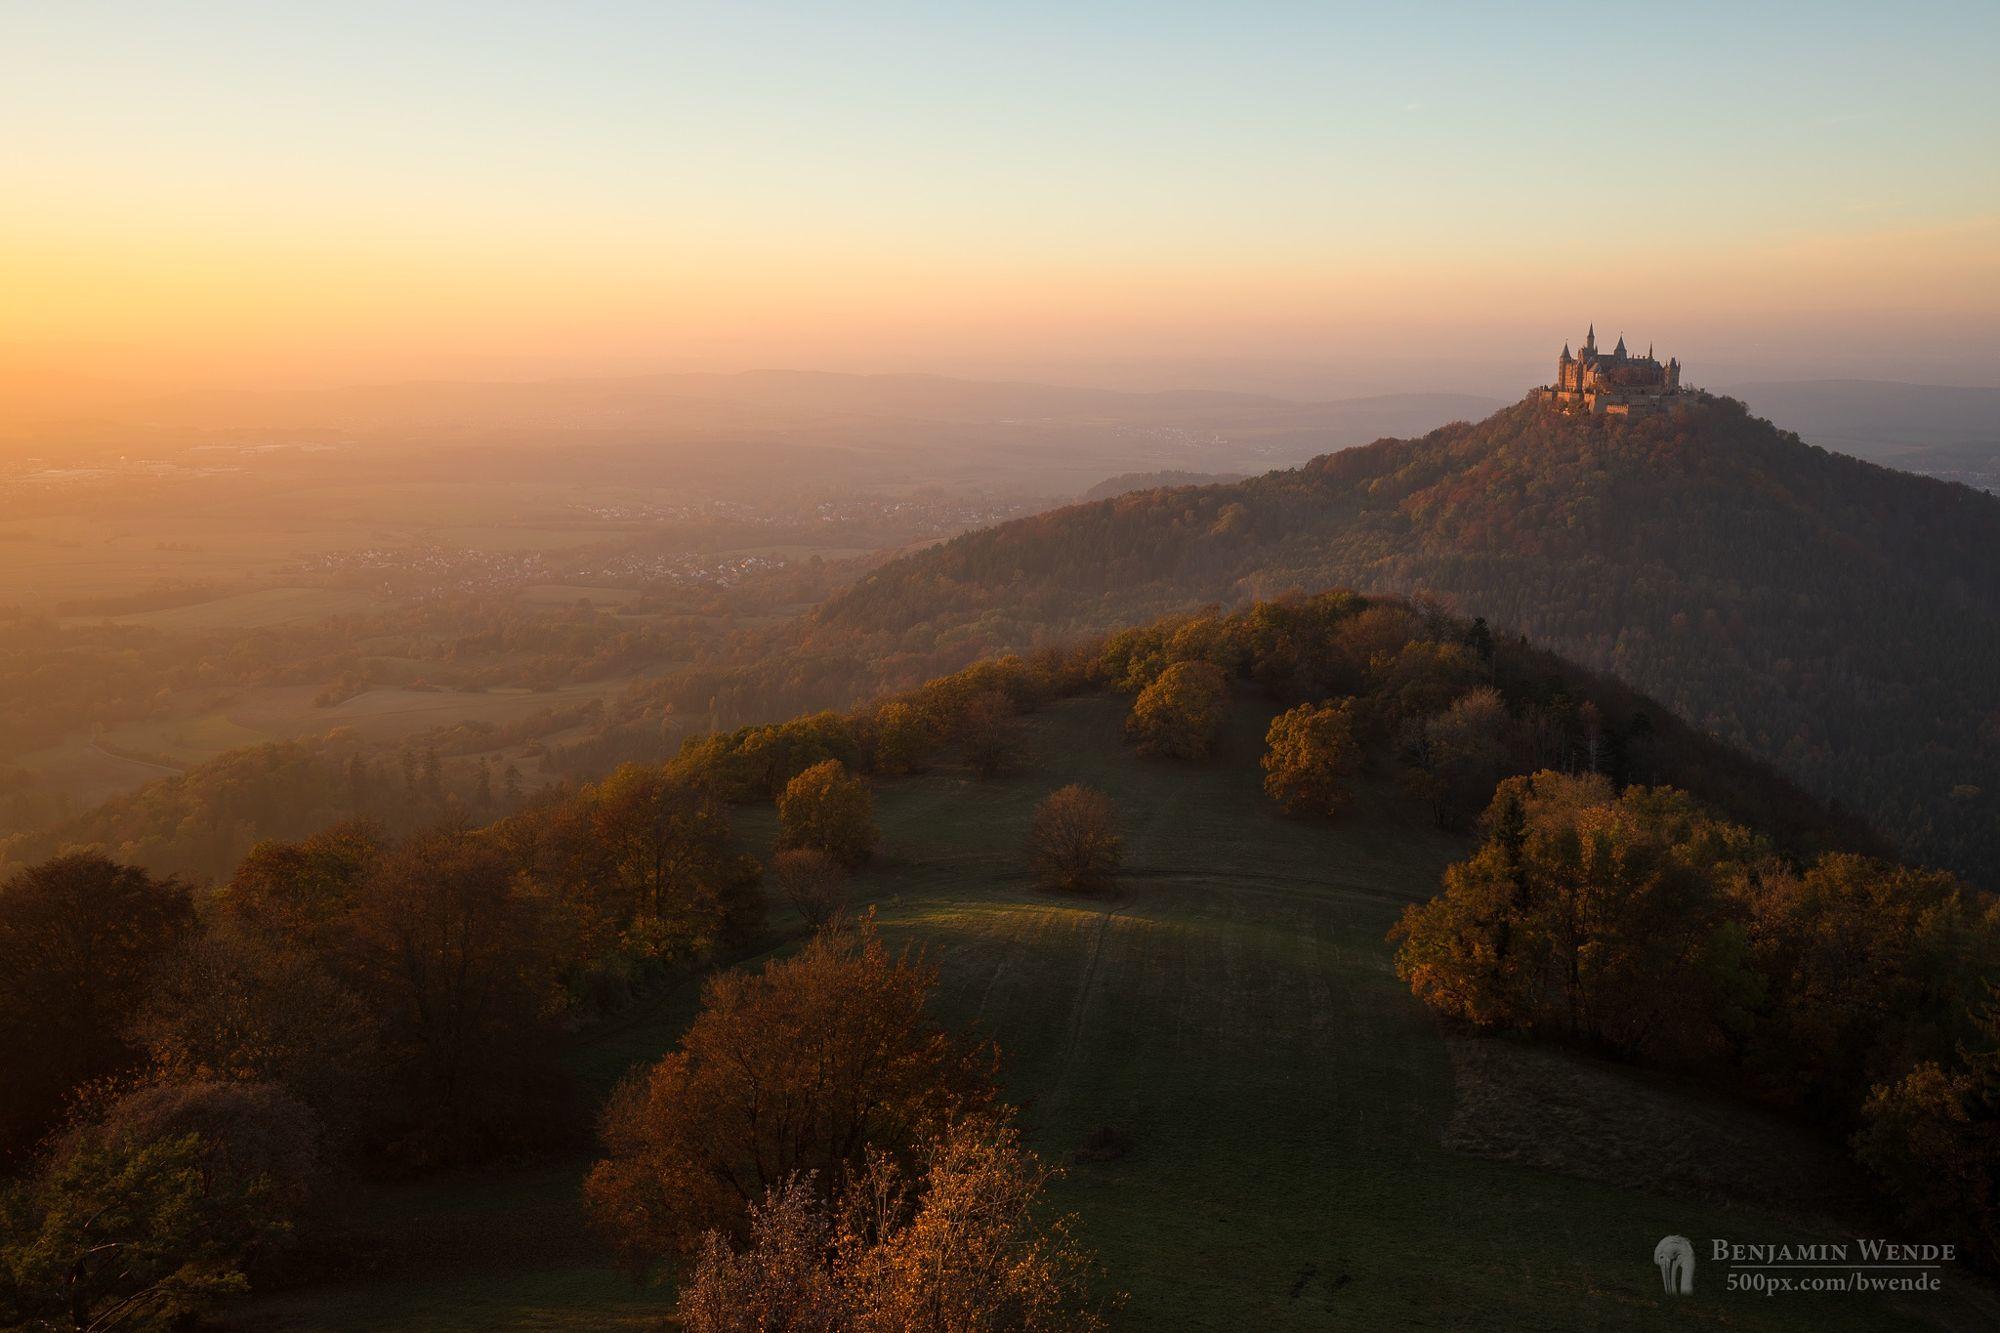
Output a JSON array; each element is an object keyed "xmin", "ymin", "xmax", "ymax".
[
  {"xmin": 0, "ymin": 466, "xmax": 828, "ymax": 607},
  {"xmin": 78, "ymin": 586, "xmax": 389, "ymax": 630},
  {"xmin": 518, "ymin": 583, "xmax": 646, "ymax": 607},
  {"xmin": 7, "ymin": 737, "xmax": 189, "ymax": 811},
  {"xmin": 0, "ymin": 519, "xmax": 355, "ymax": 606},
  {"xmin": 231, "ymin": 696, "xmax": 1995, "ymax": 1331},
  {"xmin": 240, "ymin": 677, "xmax": 650, "ymax": 750}
]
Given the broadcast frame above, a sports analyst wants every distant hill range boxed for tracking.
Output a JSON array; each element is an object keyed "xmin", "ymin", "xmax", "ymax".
[
  {"xmin": 21, "ymin": 370, "xmax": 1503, "ymax": 495},
  {"xmin": 822, "ymin": 392, "xmax": 2000, "ymax": 881},
  {"xmin": 1721, "ymin": 379, "xmax": 2000, "ymax": 490},
  {"xmin": 1081, "ymin": 470, "xmax": 1248, "ymax": 500}
]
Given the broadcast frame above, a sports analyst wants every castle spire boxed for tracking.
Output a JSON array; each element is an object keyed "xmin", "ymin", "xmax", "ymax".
[
  {"xmin": 1586, "ymin": 323, "xmax": 1596, "ymax": 352},
  {"xmin": 1613, "ymin": 332, "xmax": 1627, "ymax": 357},
  {"xmin": 1561, "ymin": 341, "xmax": 1573, "ymax": 362}
]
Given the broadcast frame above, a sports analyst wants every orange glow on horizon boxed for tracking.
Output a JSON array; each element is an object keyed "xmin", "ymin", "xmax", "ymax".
[{"xmin": 8, "ymin": 212, "xmax": 1997, "ymax": 407}]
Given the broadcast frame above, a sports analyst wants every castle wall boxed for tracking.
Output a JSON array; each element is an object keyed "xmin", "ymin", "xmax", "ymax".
[
  {"xmin": 1544, "ymin": 333, "xmax": 1683, "ymax": 417},
  {"xmin": 1537, "ymin": 384, "xmax": 1681, "ymax": 417}
]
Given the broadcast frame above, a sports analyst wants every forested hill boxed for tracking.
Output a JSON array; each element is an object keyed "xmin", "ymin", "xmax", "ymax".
[{"xmin": 820, "ymin": 393, "xmax": 2000, "ymax": 881}]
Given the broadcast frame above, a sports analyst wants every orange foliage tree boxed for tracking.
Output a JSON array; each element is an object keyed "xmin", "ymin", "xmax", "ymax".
[
  {"xmin": 770, "ymin": 847, "xmax": 850, "ymax": 929},
  {"xmin": 584, "ymin": 916, "xmax": 994, "ymax": 1270},
  {"xmin": 777, "ymin": 760, "xmax": 879, "ymax": 870},
  {"xmin": 1261, "ymin": 699, "xmax": 1359, "ymax": 817},
  {"xmin": 678, "ymin": 1115, "xmax": 1111, "ymax": 1333},
  {"xmin": 1027, "ymin": 786, "xmax": 1122, "ymax": 894},
  {"xmin": 1125, "ymin": 660, "xmax": 1227, "ymax": 760}
]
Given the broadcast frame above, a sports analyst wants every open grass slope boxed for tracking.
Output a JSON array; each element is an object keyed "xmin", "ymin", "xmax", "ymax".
[{"xmin": 239, "ymin": 696, "xmax": 1989, "ymax": 1331}]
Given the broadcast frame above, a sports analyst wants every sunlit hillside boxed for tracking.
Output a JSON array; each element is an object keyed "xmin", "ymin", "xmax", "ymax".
[{"xmin": 230, "ymin": 694, "xmax": 1986, "ymax": 1331}]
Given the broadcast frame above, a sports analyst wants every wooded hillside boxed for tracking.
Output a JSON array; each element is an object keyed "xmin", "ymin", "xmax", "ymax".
[{"xmin": 821, "ymin": 395, "xmax": 2000, "ymax": 881}]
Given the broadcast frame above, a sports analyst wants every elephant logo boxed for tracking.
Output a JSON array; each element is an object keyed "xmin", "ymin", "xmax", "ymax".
[{"xmin": 1653, "ymin": 1235, "xmax": 1695, "ymax": 1294}]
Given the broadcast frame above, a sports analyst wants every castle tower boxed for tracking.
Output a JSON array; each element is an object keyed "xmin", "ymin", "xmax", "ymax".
[{"xmin": 1541, "ymin": 326, "xmax": 1685, "ymax": 416}]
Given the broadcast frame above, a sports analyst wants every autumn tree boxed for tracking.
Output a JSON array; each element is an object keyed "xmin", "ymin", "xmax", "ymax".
[
  {"xmin": 1736, "ymin": 855, "xmax": 1997, "ymax": 1113},
  {"xmin": 870, "ymin": 701, "xmax": 933, "ymax": 775},
  {"xmin": 1125, "ymin": 660, "xmax": 1227, "ymax": 760},
  {"xmin": 1028, "ymin": 786, "xmax": 1122, "ymax": 894},
  {"xmin": 1329, "ymin": 603, "xmax": 1419, "ymax": 679},
  {"xmin": 1392, "ymin": 772, "xmax": 1763, "ymax": 1060},
  {"xmin": 346, "ymin": 829, "xmax": 567, "ymax": 1163},
  {"xmin": 957, "ymin": 691, "xmax": 1022, "ymax": 779},
  {"xmin": 1261, "ymin": 699, "xmax": 1359, "ymax": 817},
  {"xmin": 679, "ymin": 1116, "xmax": 1109, "ymax": 1333},
  {"xmin": 772, "ymin": 848, "xmax": 850, "ymax": 929},
  {"xmin": 133, "ymin": 924, "xmax": 381, "ymax": 1142},
  {"xmin": 0, "ymin": 1082, "xmax": 317, "ymax": 1332},
  {"xmin": 78, "ymin": 1082, "xmax": 319, "ymax": 1227},
  {"xmin": 586, "ymin": 762, "xmax": 763, "ymax": 958},
  {"xmin": 681, "ymin": 712, "xmax": 863, "ymax": 803},
  {"xmin": 0, "ymin": 854, "xmax": 194, "ymax": 1162},
  {"xmin": 677, "ymin": 1175, "xmax": 841, "ymax": 1333},
  {"xmin": 585, "ymin": 916, "xmax": 993, "ymax": 1268},
  {"xmin": 777, "ymin": 760, "xmax": 879, "ymax": 870},
  {"xmin": 1369, "ymin": 639, "xmax": 1485, "ymax": 729},
  {"xmin": 221, "ymin": 820, "xmax": 381, "ymax": 952},
  {"xmin": 143, "ymin": 824, "xmax": 383, "ymax": 1150},
  {"xmin": 840, "ymin": 1116, "xmax": 1108, "ymax": 1332},
  {"xmin": 1400, "ymin": 687, "xmax": 1514, "ymax": 828},
  {"xmin": 1853, "ymin": 1060, "xmax": 2000, "ymax": 1266}
]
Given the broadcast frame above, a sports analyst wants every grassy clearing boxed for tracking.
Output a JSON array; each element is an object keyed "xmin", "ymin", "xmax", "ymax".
[{"xmin": 233, "ymin": 696, "xmax": 1991, "ymax": 1331}]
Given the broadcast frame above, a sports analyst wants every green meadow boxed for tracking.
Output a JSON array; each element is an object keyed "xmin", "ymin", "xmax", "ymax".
[{"xmin": 235, "ymin": 696, "xmax": 1992, "ymax": 1331}]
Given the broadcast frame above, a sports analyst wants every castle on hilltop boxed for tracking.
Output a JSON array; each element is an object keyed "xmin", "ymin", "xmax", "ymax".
[{"xmin": 1536, "ymin": 326, "xmax": 1684, "ymax": 417}]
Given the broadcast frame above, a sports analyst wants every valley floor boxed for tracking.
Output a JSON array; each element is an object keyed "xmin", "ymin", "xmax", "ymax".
[{"xmin": 233, "ymin": 697, "xmax": 1998, "ymax": 1331}]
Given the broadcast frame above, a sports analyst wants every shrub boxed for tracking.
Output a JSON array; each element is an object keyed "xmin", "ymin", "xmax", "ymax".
[
  {"xmin": 771, "ymin": 848, "xmax": 850, "ymax": 929},
  {"xmin": 0, "ymin": 1082, "xmax": 317, "ymax": 1332},
  {"xmin": 776, "ymin": 761, "xmax": 878, "ymax": 870},
  {"xmin": 679, "ymin": 1116, "xmax": 1110, "ymax": 1333},
  {"xmin": 1028, "ymin": 786, "xmax": 1122, "ymax": 894}
]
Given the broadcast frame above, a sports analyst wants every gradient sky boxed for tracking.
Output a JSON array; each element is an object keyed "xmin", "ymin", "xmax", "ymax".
[{"xmin": 4, "ymin": 0, "xmax": 1998, "ymax": 402}]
